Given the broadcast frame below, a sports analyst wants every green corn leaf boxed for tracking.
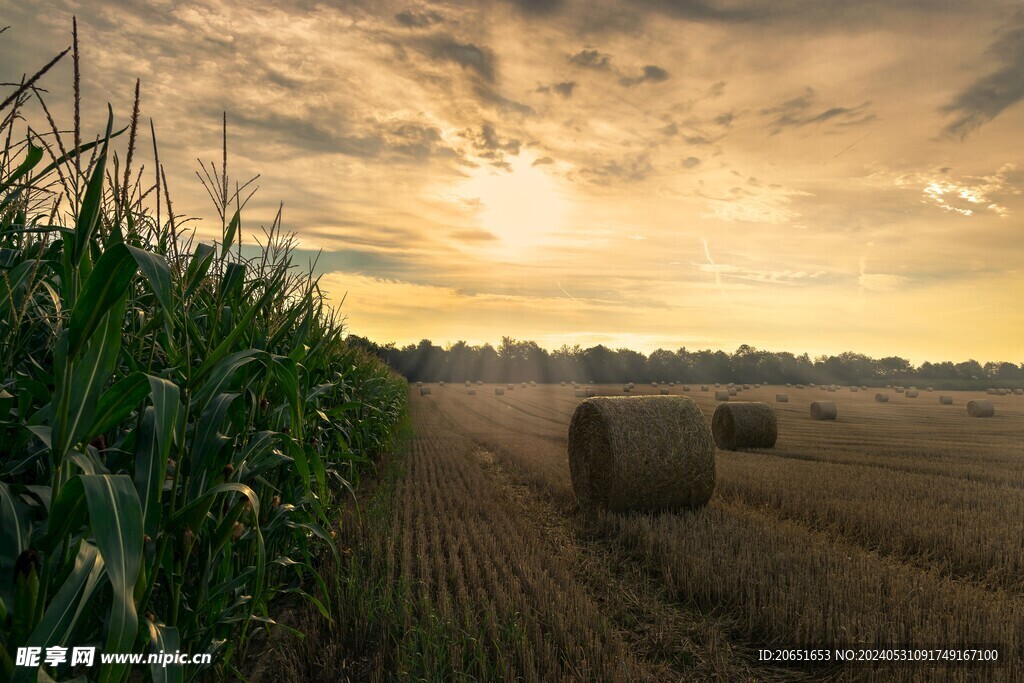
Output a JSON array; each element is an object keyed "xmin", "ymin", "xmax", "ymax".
[
  {"xmin": 125, "ymin": 244, "xmax": 174, "ymax": 318},
  {"xmin": 191, "ymin": 349, "xmax": 263, "ymax": 409},
  {"xmin": 133, "ymin": 407, "xmax": 163, "ymax": 540},
  {"xmin": 16, "ymin": 543, "xmax": 105, "ymax": 683},
  {"xmin": 73, "ymin": 107, "xmax": 115, "ymax": 267},
  {"xmin": 222, "ymin": 209, "xmax": 240, "ymax": 254},
  {"xmin": 184, "ymin": 243, "xmax": 216, "ymax": 301},
  {"xmin": 187, "ymin": 393, "xmax": 239, "ymax": 500},
  {"xmin": 218, "ymin": 262, "xmax": 245, "ymax": 303},
  {"xmin": 67, "ymin": 242, "xmax": 137, "ymax": 359},
  {"xmin": 0, "ymin": 260, "xmax": 36, "ymax": 320},
  {"xmin": 0, "ymin": 483, "xmax": 28, "ymax": 575},
  {"xmin": 145, "ymin": 620, "xmax": 183, "ymax": 683},
  {"xmin": 79, "ymin": 475, "xmax": 143, "ymax": 683},
  {"xmin": 52, "ymin": 299, "xmax": 125, "ymax": 464},
  {"xmin": 0, "ymin": 142, "xmax": 43, "ymax": 194},
  {"xmin": 87, "ymin": 372, "xmax": 149, "ymax": 440}
]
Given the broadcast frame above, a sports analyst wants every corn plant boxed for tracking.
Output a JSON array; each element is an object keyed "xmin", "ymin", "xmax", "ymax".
[{"xmin": 0, "ymin": 28, "xmax": 406, "ymax": 682}]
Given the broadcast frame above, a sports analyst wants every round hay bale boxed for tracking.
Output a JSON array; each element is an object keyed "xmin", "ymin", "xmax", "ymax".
[
  {"xmin": 477, "ymin": 380, "xmax": 483, "ymax": 385},
  {"xmin": 786, "ymin": 382, "xmax": 792, "ymax": 387},
  {"xmin": 623, "ymin": 386, "xmax": 631, "ymax": 393},
  {"xmin": 465, "ymin": 380, "xmax": 471, "ymax": 386},
  {"xmin": 742, "ymin": 384, "xmax": 750, "ymax": 390},
  {"xmin": 755, "ymin": 384, "xmax": 761, "ymax": 388},
  {"xmin": 875, "ymin": 393, "xmax": 889, "ymax": 402},
  {"xmin": 467, "ymin": 388, "xmax": 476, "ymax": 395},
  {"xmin": 494, "ymin": 387, "xmax": 505, "ymax": 395},
  {"xmin": 568, "ymin": 396, "xmax": 715, "ymax": 512},
  {"xmin": 776, "ymin": 393, "xmax": 789, "ymax": 402},
  {"xmin": 530, "ymin": 381, "xmax": 536, "ymax": 386},
  {"xmin": 1014, "ymin": 389, "xmax": 1024, "ymax": 396},
  {"xmin": 521, "ymin": 382, "xmax": 527, "ymax": 388},
  {"xmin": 997, "ymin": 388, "xmax": 1009, "ymax": 396},
  {"xmin": 850, "ymin": 387, "xmax": 858, "ymax": 392},
  {"xmin": 701, "ymin": 385, "xmax": 709, "ymax": 391},
  {"xmin": 659, "ymin": 388, "xmax": 669, "ymax": 395},
  {"xmin": 574, "ymin": 389, "xmax": 587, "ymax": 398},
  {"xmin": 715, "ymin": 383, "xmax": 721, "ymax": 388},
  {"xmin": 652, "ymin": 382, "xmax": 659, "ymax": 387},
  {"xmin": 906, "ymin": 389, "xmax": 919, "ymax": 398},
  {"xmin": 416, "ymin": 381, "xmax": 423, "ymax": 387},
  {"xmin": 561, "ymin": 381, "xmax": 566, "ymax": 386},
  {"xmin": 810, "ymin": 401, "xmax": 837, "ymax": 420},
  {"xmin": 939, "ymin": 395, "xmax": 953, "ymax": 405},
  {"xmin": 712, "ymin": 402, "xmax": 778, "ymax": 450},
  {"xmin": 967, "ymin": 400, "xmax": 995, "ymax": 417},
  {"xmin": 682, "ymin": 385, "xmax": 690, "ymax": 391},
  {"xmin": 585, "ymin": 388, "xmax": 596, "ymax": 397},
  {"xmin": 419, "ymin": 387, "xmax": 431, "ymax": 396},
  {"xmin": 926, "ymin": 387, "xmax": 933, "ymax": 392},
  {"xmin": 809, "ymin": 383, "xmax": 816, "ymax": 388},
  {"xmin": 827, "ymin": 386, "xmax": 836, "ymax": 392},
  {"xmin": 715, "ymin": 390, "xmax": 730, "ymax": 401},
  {"xmin": 796, "ymin": 384, "xmax": 804, "ymax": 389},
  {"xmin": 506, "ymin": 384, "xmax": 515, "ymax": 390},
  {"xmin": 629, "ymin": 382, "xmax": 635, "ymax": 388},
  {"xmin": 728, "ymin": 388, "xmax": 738, "ymax": 396},
  {"xmin": 895, "ymin": 387, "xmax": 905, "ymax": 393},
  {"xmin": 439, "ymin": 381, "xmax": 445, "ymax": 386}
]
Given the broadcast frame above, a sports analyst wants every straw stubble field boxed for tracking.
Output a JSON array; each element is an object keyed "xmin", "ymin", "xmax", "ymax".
[{"xmin": 378, "ymin": 384, "xmax": 1023, "ymax": 680}]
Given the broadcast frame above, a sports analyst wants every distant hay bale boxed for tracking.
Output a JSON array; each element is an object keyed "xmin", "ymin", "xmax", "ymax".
[
  {"xmin": 715, "ymin": 383, "xmax": 721, "ymax": 388},
  {"xmin": 850, "ymin": 387, "xmax": 858, "ymax": 392},
  {"xmin": 561, "ymin": 381, "xmax": 566, "ymax": 386},
  {"xmin": 629, "ymin": 382, "xmax": 635, "ymax": 388},
  {"xmin": 568, "ymin": 395, "xmax": 715, "ymax": 512},
  {"xmin": 939, "ymin": 395, "xmax": 953, "ymax": 405},
  {"xmin": 521, "ymin": 382, "xmax": 527, "ymax": 388},
  {"xmin": 495, "ymin": 387, "xmax": 505, "ymax": 395},
  {"xmin": 585, "ymin": 388, "xmax": 596, "ymax": 397},
  {"xmin": 682, "ymin": 385, "xmax": 690, "ymax": 391},
  {"xmin": 786, "ymin": 383, "xmax": 792, "ymax": 387},
  {"xmin": 926, "ymin": 387, "xmax": 933, "ymax": 392},
  {"xmin": 986, "ymin": 388, "xmax": 997, "ymax": 395},
  {"xmin": 728, "ymin": 388, "xmax": 738, "ymax": 396},
  {"xmin": 796, "ymin": 384, "xmax": 804, "ymax": 389},
  {"xmin": 574, "ymin": 389, "xmax": 587, "ymax": 398},
  {"xmin": 652, "ymin": 382, "xmax": 659, "ymax": 387},
  {"xmin": 530, "ymin": 381, "xmax": 536, "ymax": 386},
  {"xmin": 810, "ymin": 401, "xmax": 837, "ymax": 420},
  {"xmin": 776, "ymin": 393, "xmax": 789, "ymax": 402},
  {"xmin": 659, "ymin": 389, "xmax": 669, "ymax": 395},
  {"xmin": 809, "ymin": 383, "xmax": 816, "ymax": 388},
  {"xmin": 906, "ymin": 389, "xmax": 919, "ymax": 398},
  {"xmin": 895, "ymin": 387, "xmax": 905, "ymax": 393},
  {"xmin": 1014, "ymin": 389, "xmax": 1024, "ymax": 396},
  {"xmin": 967, "ymin": 400, "xmax": 995, "ymax": 417},
  {"xmin": 467, "ymin": 388, "xmax": 476, "ymax": 395},
  {"xmin": 416, "ymin": 381, "xmax": 423, "ymax": 387},
  {"xmin": 712, "ymin": 402, "xmax": 778, "ymax": 451},
  {"xmin": 997, "ymin": 388, "xmax": 1009, "ymax": 396},
  {"xmin": 875, "ymin": 393, "xmax": 889, "ymax": 402},
  {"xmin": 465, "ymin": 380, "xmax": 471, "ymax": 386},
  {"xmin": 701, "ymin": 385, "xmax": 709, "ymax": 391},
  {"xmin": 827, "ymin": 386, "xmax": 836, "ymax": 392},
  {"xmin": 819, "ymin": 386, "xmax": 827, "ymax": 391},
  {"xmin": 419, "ymin": 387, "xmax": 431, "ymax": 396},
  {"xmin": 715, "ymin": 390, "xmax": 730, "ymax": 401},
  {"xmin": 439, "ymin": 381, "xmax": 445, "ymax": 386},
  {"xmin": 743, "ymin": 384, "xmax": 751, "ymax": 390},
  {"xmin": 477, "ymin": 380, "xmax": 483, "ymax": 385},
  {"xmin": 506, "ymin": 384, "xmax": 515, "ymax": 390},
  {"xmin": 861, "ymin": 385, "xmax": 867, "ymax": 390},
  {"xmin": 623, "ymin": 385, "xmax": 631, "ymax": 393}
]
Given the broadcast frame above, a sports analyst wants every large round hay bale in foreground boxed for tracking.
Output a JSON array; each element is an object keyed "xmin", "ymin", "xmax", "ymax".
[
  {"xmin": 494, "ymin": 387, "xmax": 505, "ymax": 395},
  {"xmin": 967, "ymin": 400, "xmax": 994, "ymax": 417},
  {"xmin": 712, "ymin": 402, "xmax": 778, "ymax": 451},
  {"xmin": 875, "ymin": 393, "xmax": 889, "ymax": 402},
  {"xmin": 810, "ymin": 401, "xmax": 837, "ymax": 420},
  {"xmin": 776, "ymin": 393, "xmax": 789, "ymax": 402},
  {"xmin": 419, "ymin": 387, "xmax": 431, "ymax": 396},
  {"xmin": 939, "ymin": 395, "xmax": 953, "ymax": 405},
  {"xmin": 715, "ymin": 390, "xmax": 730, "ymax": 401},
  {"xmin": 568, "ymin": 396, "xmax": 715, "ymax": 512}
]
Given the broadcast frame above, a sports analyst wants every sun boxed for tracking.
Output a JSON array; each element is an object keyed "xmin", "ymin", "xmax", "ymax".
[{"xmin": 456, "ymin": 155, "xmax": 570, "ymax": 252}]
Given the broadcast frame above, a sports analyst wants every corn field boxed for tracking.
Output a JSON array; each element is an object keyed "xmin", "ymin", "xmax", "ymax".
[{"xmin": 0, "ymin": 33, "xmax": 406, "ymax": 682}]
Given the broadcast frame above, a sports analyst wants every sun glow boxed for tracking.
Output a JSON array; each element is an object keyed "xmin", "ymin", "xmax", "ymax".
[{"xmin": 455, "ymin": 155, "xmax": 570, "ymax": 252}]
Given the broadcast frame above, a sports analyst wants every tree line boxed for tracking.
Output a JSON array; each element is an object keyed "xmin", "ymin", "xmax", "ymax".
[{"xmin": 346, "ymin": 336, "xmax": 1024, "ymax": 389}]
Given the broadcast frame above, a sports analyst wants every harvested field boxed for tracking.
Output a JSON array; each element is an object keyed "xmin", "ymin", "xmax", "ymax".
[{"xmin": 346, "ymin": 383, "xmax": 1024, "ymax": 681}]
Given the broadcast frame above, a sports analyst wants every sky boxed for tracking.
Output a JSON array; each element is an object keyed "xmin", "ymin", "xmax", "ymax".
[{"xmin": 2, "ymin": 0, "xmax": 1023, "ymax": 363}]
